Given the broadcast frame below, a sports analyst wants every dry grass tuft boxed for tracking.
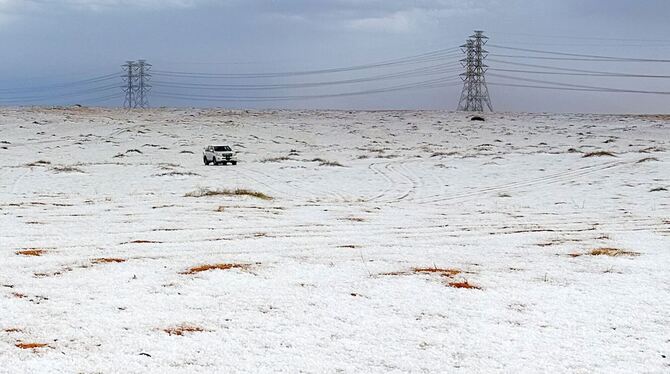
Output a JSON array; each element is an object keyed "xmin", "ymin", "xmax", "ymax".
[
  {"xmin": 382, "ymin": 266, "xmax": 463, "ymax": 278},
  {"xmin": 311, "ymin": 158, "xmax": 344, "ymax": 167},
  {"xmin": 4, "ymin": 328, "xmax": 23, "ymax": 333},
  {"xmin": 260, "ymin": 156, "xmax": 291, "ymax": 163},
  {"xmin": 650, "ymin": 187, "xmax": 668, "ymax": 192},
  {"xmin": 185, "ymin": 188, "xmax": 272, "ymax": 200},
  {"xmin": 125, "ymin": 240, "xmax": 162, "ymax": 244},
  {"xmin": 181, "ymin": 263, "xmax": 250, "ymax": 275},
  {"xmin": 448, "ymin": 281, "xmax": 481, "ymax": 290},
  {"xmin": 51, "ymin": 165, "xmax": 85, "ymax": 173},
  {"xmin": 164, "ymin": 324, "xmax": 205, "ymax": 336},
  {"xmin": 582, "ymin": 151, "xmax": 616, "ymax": 158},
  {"xmin": 25, "ymin": 160, "xmax": 51, "ymax": 167},
  {"xmin": 343, "ymin": 217, "xmax": 366, "ymax": 222},
  {"xmin": 215, "ymin": 205, "xmax": 226, "ymax": 212},
  {"xmin": 92, "ymin": 258, "xmax": 126, "ymax": 264},
  {"xmin": 637, "ymin": 157, "xmax": 659, "ymax": 163},
  {"xmin": 16, "ymin": 249, "xmax": 46, "ymax": 256},
  {"xmin": 589, "ymin": 247, "xmax": 639, "ymax": 257},
  {"xmin": 414, "ymin": 267, "xmax": 462, "ymax": 277},
  {"xmin": 15, "ymin": 342, "xmax": 48, "ymax": 349}
]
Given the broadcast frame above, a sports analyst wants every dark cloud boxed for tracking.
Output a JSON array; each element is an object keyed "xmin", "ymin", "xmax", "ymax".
[{"xmin": 0, "ymin": 0, "xmax": 669, "ymax": 112}]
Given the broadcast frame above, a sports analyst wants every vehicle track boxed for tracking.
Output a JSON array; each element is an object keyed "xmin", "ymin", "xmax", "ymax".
[{"xmin": 415, "ymin": 158, "xmax": 634, "ymax": 205}]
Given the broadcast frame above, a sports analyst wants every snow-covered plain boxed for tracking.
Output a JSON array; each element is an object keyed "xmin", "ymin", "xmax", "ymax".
[{"xmin": 0, "ymin": 107, "xmax": 668, "ymax": 373}]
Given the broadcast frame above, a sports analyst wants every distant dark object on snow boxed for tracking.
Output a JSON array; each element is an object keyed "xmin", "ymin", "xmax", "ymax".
[{"xmin": 470, "ymin": 116, "xmax": 485, "ymax": 122}]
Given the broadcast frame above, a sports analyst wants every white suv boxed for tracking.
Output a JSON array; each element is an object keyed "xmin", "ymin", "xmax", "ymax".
[{"xmin": 203, "ymin": 145, "xmax": 238, "ymax": 165}]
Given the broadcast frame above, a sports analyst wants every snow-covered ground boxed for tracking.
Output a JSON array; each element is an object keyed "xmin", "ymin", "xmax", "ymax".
[{"xmin": 0, "ymin": 107, "xmax": 668, "ymax": 373}]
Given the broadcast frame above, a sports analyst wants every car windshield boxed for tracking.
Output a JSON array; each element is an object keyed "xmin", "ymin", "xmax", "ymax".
[{"xmin": 213, "ymin": 146, "xmax": 231, "ymax": 151}]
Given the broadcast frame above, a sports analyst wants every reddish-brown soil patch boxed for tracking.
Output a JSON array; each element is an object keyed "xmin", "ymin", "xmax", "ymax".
[
  {"xmin": 16, "ymin": 249, "xmax": 46, "ymax": 257},
  {"xmin": 15, "ymin": 342, "xmax": 48, "ymax": 349},
  {"xmin": 181, "ymin": 263, "xmax": 250, "ymax": 275},
  {"xmin": 163, "ymin": 324, "xmax": 205, "ymax": 336},
  {"xmin": 448, "ymin": 281, "xmax": 481, "ymax": 290}
]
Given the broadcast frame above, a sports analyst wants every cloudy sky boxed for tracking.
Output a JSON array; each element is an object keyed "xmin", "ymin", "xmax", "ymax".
[{"xmin": 1, "ymin": 0, "xmax": 669, "ymax": 112}]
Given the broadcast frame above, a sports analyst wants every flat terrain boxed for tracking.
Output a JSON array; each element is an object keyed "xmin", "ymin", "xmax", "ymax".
[{"xmin": 0, "ymin": 108, "xmax": 668, "ymax": 373}]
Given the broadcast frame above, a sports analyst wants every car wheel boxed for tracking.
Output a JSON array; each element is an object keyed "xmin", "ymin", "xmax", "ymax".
[
  {"xmin": 222, "ymin": 161, "xmax": 228, "ymax": 166},
  {"xmin": 232, "ymin": 161, "xmax": 237, "ymax": 166},
  {"xmin": 203, "ymin": 156, "xmax": 209, "ymax": 165},
  {"xmin": 213, "ymin": 157, "xmax": 218, "ymax": 165}
]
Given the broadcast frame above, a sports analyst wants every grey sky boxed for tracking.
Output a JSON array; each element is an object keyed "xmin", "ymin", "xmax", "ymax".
[{"xmin": 1, "ymin": 0, "xmax": 669, "ymax": 113}]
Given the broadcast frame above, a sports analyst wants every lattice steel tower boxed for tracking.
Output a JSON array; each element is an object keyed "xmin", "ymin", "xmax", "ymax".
[
  {"xmin": 122, "ymin": 61, "xmax": 136, "ymax": 109},
  {"xmin": 458, "ymin": 31, "xmax": 493, "ymax": 112},
  {"xmin": 135, "ymin": 59, "xmax": 151, "ymax": 108}
]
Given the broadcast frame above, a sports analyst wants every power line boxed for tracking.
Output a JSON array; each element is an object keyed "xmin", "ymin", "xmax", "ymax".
[
  {"xmin": 153, "ymin": 76, "xmax": 461, "ymax": 102},
  {"xmin": 489, "ymin": 59, "xmax": 669, "ymax": 75},
  {"xmin": 152, "ymin": 63, "xmax": 462, "ymax": 91},
  {"xmin": 489, "ymin": 44, "xmax": 670, "ymax": 62},
  {"xmin": 489, "ymin": 82, "xmax": 670, "ymax": 95},
  {"xmin": 152, "ymin": 48, "xmax": 461, "ymax": 79},
  {"xmin": 490, "ymin": 31, "xmax": 670, "ymax": 43},
  {"xmin": 489, "ymin": 73, "xmax": 670, "ymax": 95},
  {"xmin": 0, "ymin": 73, "xmax": 117, "ymax": 93},
  {"xmin": 0, "ymin": 84, "xmax": 119, "ymax": 103},
  {"xmin": 489, "ymin": 67, "xmax": 670, "ymax": 79}
]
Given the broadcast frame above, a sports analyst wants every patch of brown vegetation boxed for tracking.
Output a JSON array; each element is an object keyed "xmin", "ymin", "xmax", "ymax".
[
  {"xmin": 92, "ymin": 258, "xmax": 126, "ymax": 264},
  {"xmin": 639, "ymin": 146, "xmax": 664, "ymax": 153},
  {"xmin": 381, "ymin": 267, "xmax": 464, "ymax": 278},
  {"xmin": 181, "ymin": 263, "xmax": 250, "ymax": 275},
  {"xmin": 51, "ymin": 166, "xmax": 85, "ymax": 173},
  {"xmin": 582, "ymin": 151, "xmax": 616, "ymax": 158},
  {"xmin": 163, "ymin": 324, "xmax": 205, "ymax": 336},
  {"xmin": 590, "ymin": 247, "xmax": 639, "ymax": 257},
  {"xmin": 637, "ymin": 157, "xmax": 659, "ymax": 163},
  {"xmin": 15, "ymin": 342, "xmax": 48, "ymax": 349},
  {"xmin": 185, "ymin": 188, "xmax": 272, "ymax": 200},
  {"xmin": 16, "ymin": 249, "xmax": 46, "ymax": 256},
  {"xmin": 414, "ymin": 267, "xmax": 462, "ymax": 277},
  {"xmin": 260, "ymin": 156, "xmax": 291, "ymax": 163},
  {"xmin": 448, "ymin": 281, "xmax": 481, "ymax": 290},
  {"xmin": 4, "ymin": 328, "xmax": 23, "ymax": 333},
  {"xmin": 311, "ymin": 158, "xmax": 344, "ymax": 167},
  {"xmin": 25, "ymin": 160, "xmax": 51, "ymax": 167},
  {"xmin": 12, "ymin": 292, "xmax": 27, "ymax": 298}
]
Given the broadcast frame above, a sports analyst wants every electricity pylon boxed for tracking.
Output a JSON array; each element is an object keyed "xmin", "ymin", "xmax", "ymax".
[
  {"xmin": 135, "ymin": 59, "xmax": 151, "ymax": 108},
  {"xmin": 122, "ymin": 61, "xmax": 136, "ymax": 109},
  {"xmin": 458, "ymin": 31, "xmax": 493, "ymax": 112},
  {"xmin": 122, "ymin": 60, "xmax": 151, "ymax": 108}
]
